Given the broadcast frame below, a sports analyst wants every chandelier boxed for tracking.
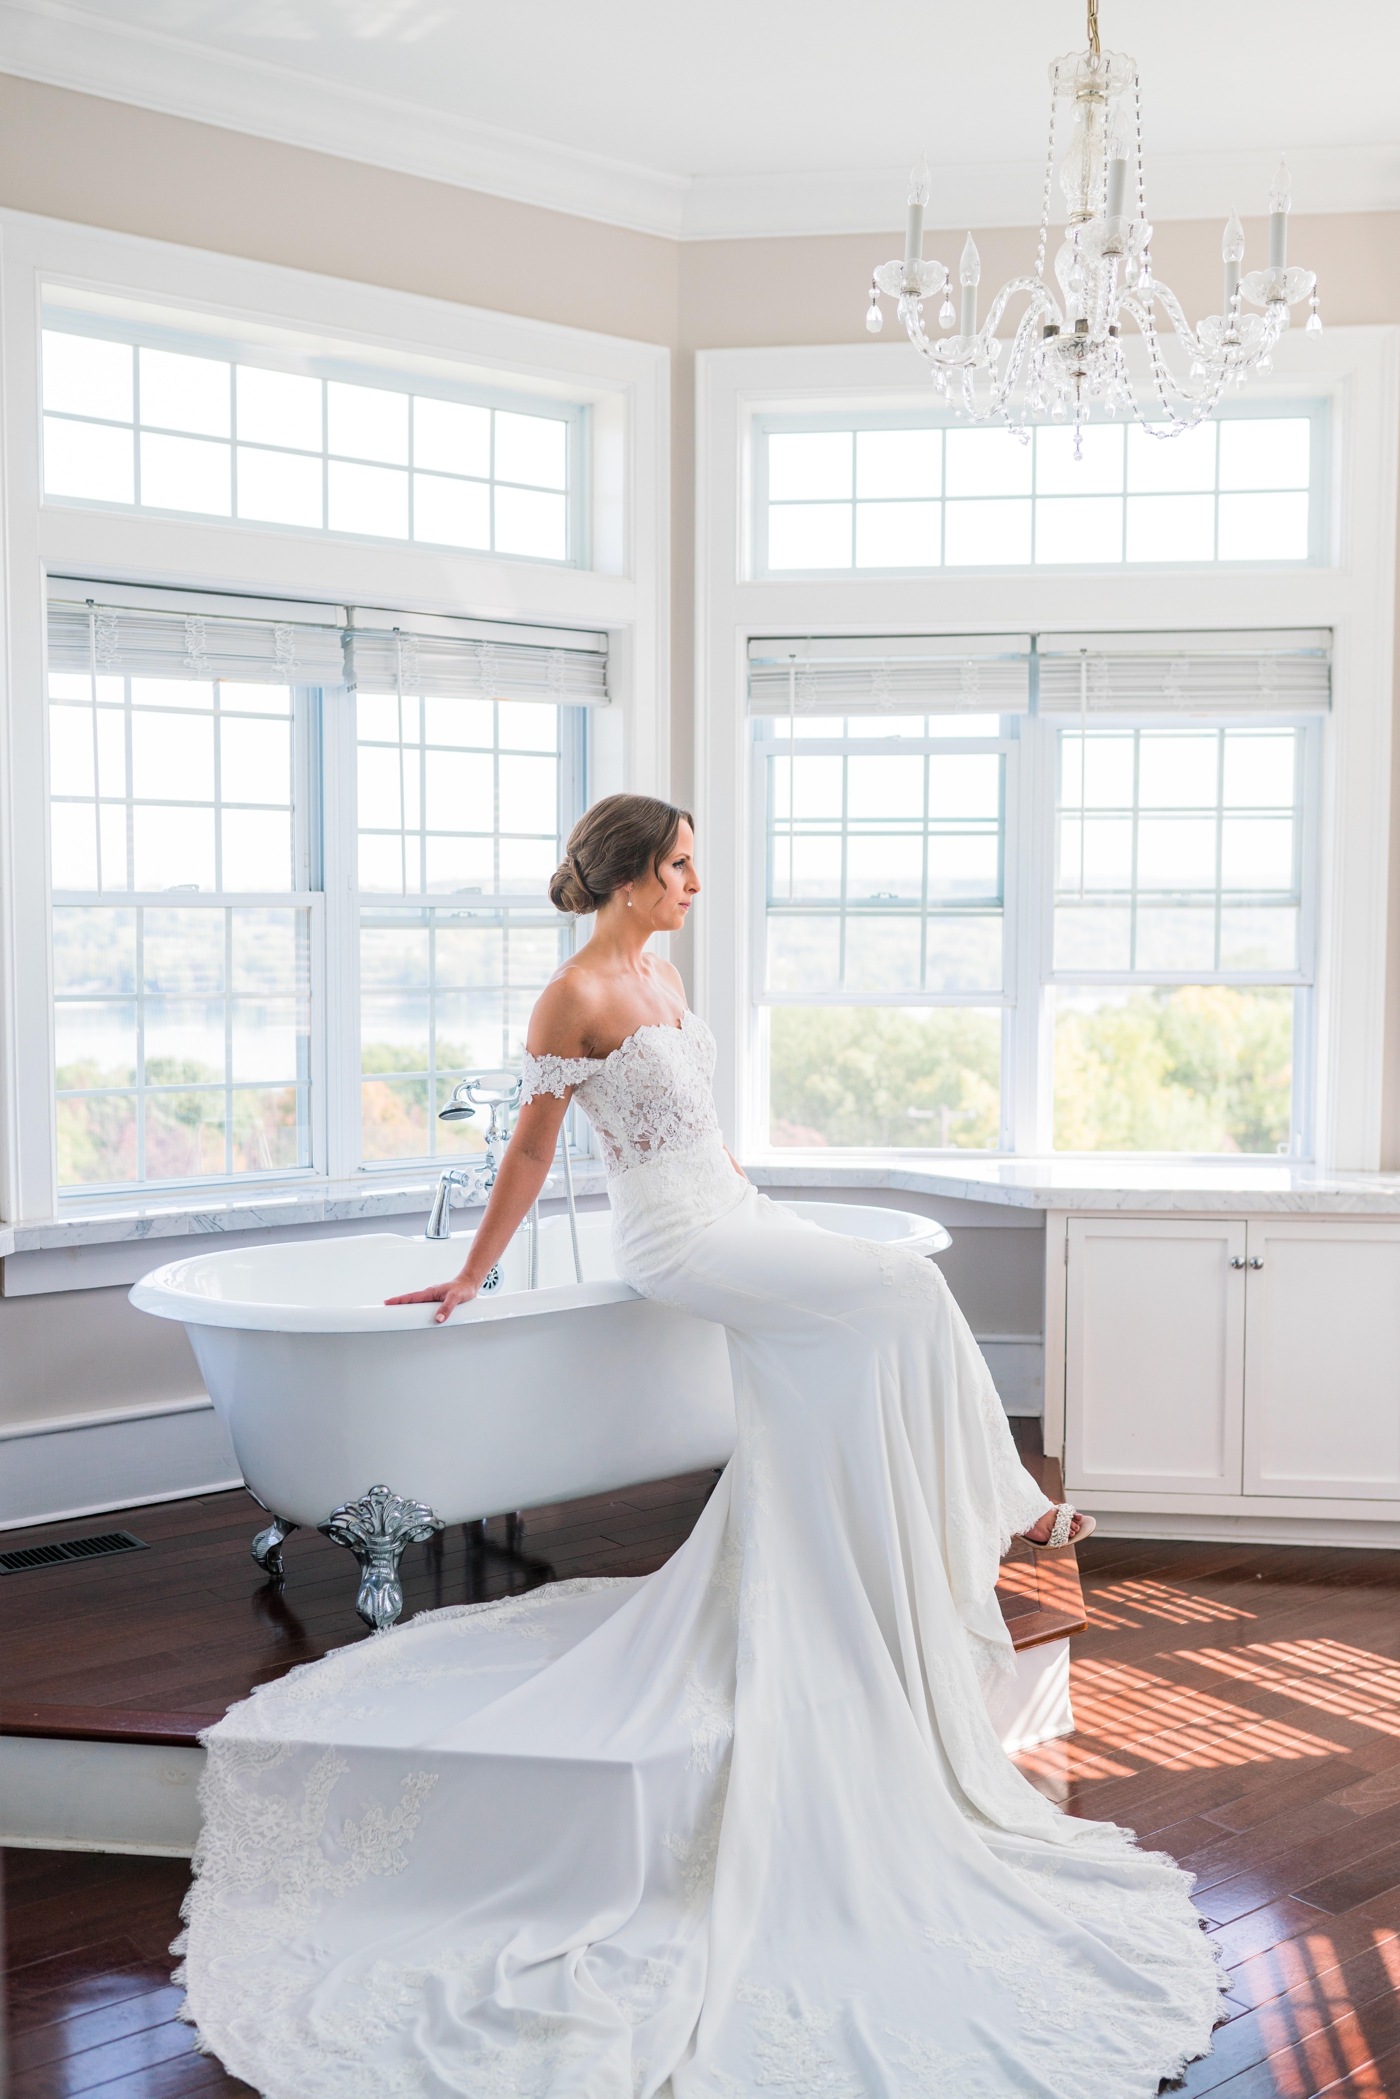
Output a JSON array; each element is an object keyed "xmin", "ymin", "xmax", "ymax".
[{"xmin": 865, "ymin": 0, "xmax": 1319, "ymax": 446}]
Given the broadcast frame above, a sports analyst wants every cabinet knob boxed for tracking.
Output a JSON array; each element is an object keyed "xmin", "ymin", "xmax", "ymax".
[
  {"xmin": 1249, "ymin": 1256, "xmax": 1264, "ymax": 1269},
  {"xmin": 1229, "ymin": 1256, "xmax": 1245, "ymax": 1269}
]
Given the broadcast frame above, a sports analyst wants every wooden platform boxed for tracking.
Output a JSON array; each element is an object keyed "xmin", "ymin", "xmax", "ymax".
[
  {"xmin": 11, "ymin": 1444, "xmax": 1400, "ymax": 2092},
  {"xmin": 0, "ymin": 1426, "xmax": 1083, "ymax": 1750}
]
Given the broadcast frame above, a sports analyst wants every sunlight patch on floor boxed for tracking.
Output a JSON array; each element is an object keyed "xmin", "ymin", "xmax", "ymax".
[
  {"xmin": 1084, "ymin": 1579, "xmax": 1260, "ymax": 1631},
  {"xmin": 1180, "ymin": 1641, "xmax": 1400, "ymax": 1737},
  {"xmin": 1061, "ymin": 1655, "xmax": 1344, "ymax": 1772}
]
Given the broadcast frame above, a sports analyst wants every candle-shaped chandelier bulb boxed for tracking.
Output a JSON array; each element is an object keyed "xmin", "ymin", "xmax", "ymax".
[
  {"xmin": 1105, "ymin": 107, "xmax": 1130, "ymax": 221},
  {"xmin": 904, "ymin": 158, "xmax": 930, "ymax": 280},
  {"xmin": 1222, "ymin": 207, "xmax": 1245, "ymax": 312},
  {"xmin": 1269, "ymin": 156, "xmax": 1291, "ymax": 270},
  {"xmin": 960, "ymin": 232, "xmax": 981, "ymax": 337}
]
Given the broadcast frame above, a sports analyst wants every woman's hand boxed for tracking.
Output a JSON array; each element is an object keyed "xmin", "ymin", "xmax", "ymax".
[{"xmin": 385, "ymin": 1272, "xmax": 481, "ymax": 1323}]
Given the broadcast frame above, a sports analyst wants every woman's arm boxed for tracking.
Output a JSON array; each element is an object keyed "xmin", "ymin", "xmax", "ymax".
[{"xmin": 385, "ymin": 1089, "xmax": 570, "ymax": 1322}]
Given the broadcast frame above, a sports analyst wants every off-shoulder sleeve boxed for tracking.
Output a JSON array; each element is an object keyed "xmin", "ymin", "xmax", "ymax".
[{"xmin": 519, "ymin": 1048, "xmax": 602, "ymax": 1105}]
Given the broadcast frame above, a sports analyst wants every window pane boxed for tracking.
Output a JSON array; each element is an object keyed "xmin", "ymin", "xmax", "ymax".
[
  {"xmin": 44, "ymin": 417, "xmax": 134, "ymax": 504},
  {"xmin": 769, "ymin": 1005, "xmax": 1000, "ymax": 1149},
  {"xmin": 231, "ymin": 996, "xmax": 304, "ymax": 1082},
  {"xmin": 57, "ymin": 1094, "xmax": 137, "ymax": 1186},
  {"xmin": 1035, "ymin": 496, "xmax": 1122, "ymax": 564},
  {"xmin": 494, "ymin": 411, "xmax": 567, "ymax": 491},
  {"xmin": 144, "ymin": 909, "xmax": 224, "ymax": 994},
  {"xmin": 1054, "ymin": 905, "xmax": 1131, "ymax": 971},
  {"xmin": 856, "ymin": 429, "xmax": 939, "ymax": 499},
  {"xmin": 414, "ymin": 397, "xmax": 490, "ymax": 477},
  {"xmin": 144, "ymin": 997, "xmax": 226, "ymax": 1082},
  {"xmin": 1126, "ymin": 494, "xmax": 1215, "ymax": 563},
  {"xmin": 54, "ymin": 907, "xmax": 137, "ymax": 995},
  {"xmin": 328, "ymin": 460, "xmax": 408, "ymax": 538},
  {"xmin": 56, "ymin": 999, "xmax": 137, "ymax": 1085},
  {"xmin": 1223, "ymin": 732, "xmax": 1295, "ymax": 808},
  {"xmin": 768, "ymin": 504, "xmax": 851, "ymax": 570},
  {"xmin": 1127, "ymin": 422, "xmax": 1216, "ymax": 494},
  {"xmin": 52, "ymin": 801, "xmax": 99, "ymax": 889},
  {"xmin": 1035, "ymin": 424, "xmax": 1123, "ymax": 496},
  {"xmin": 43, "ymin": 333, "xmax": 132, "ymax": 422},
  {"xmin": 498, "ymin": 753, "xmax": 557, "ymax": 833},
  {"xmin": 1218, "ymin": 492, "xmax": 1309, "ymax": 561},
  {"xmin": 944, "ymin": 499, "xmax": 1031, "ymax": 565},
  {"xmin": 1135, "ymin": 907, "xmax": 1217, "ymax": 972},
  {"xmin": 220, "ymin": 716, "xmax": 291, "ymax": 804},
  {"xmin": 139, "ymin": 348, "xmax": 230, "ymax": 438},
  {"xmin": 231, "ymin": 1087, "xmax": 306, "ymax": 1171},
  {"xmin": 494, "ymin": 485, "xmax": 567, "ymax": 560},
  {"xmin": 1220, "ymin": 906, "xmax": 1297, "ymax": 971},
  {"xmin": 327, "ymin": 380, "xmax": 409, "ymax": 465},
  {"xmin": 845, "ymin": 916, "xmax": 922, "ymax": 991},
  {"xmin": 945, "ymin": 428, "xmax": 1032, "ymax": 498},
  {"xmin": 133, "ymin": 805, "xmax": 216, "ymax": 891},
  {"xmin": 423, "ymin": 750, "xmax": 493, "ymax": 832},
  {"xmin": 1139, "ymin": 734, "xmax": 1218, "ymax": 808},
  {"xmin": 768, "ymin": 432, "xmax": 851, "ymax": 501},
  {"xmin": 132, "ymin": 710, "xmax": 215, "ymax": 801},
  {"xmin": 1219, "ymin": 418, "xmax": 1310, "ymax": 491},
  {"xmin": 223, "ymin": 810, "xmax": 293, "ymax": 891},
  {"xmin": 139, "ymin": 432, "xmax": 231, "ymax": 516},
  {"xmin": 855, "ymin": 501, "xmax": 940, "ymax": 567},
  {"xmin": 497, "ymin": 702, "xmax": 558, "ymax": 753},
  {"xmin": 1054, "ymin": 986, "xmax": 1292, "ymax": 1152},
  {"xmin": 146, "ymin": 1088, "xmax": 226, "ymax": 1179},
  {"xmin": 236, "ymin": 366, "xmax": 322, "ymax": 451},
  {"xmin": 414, "ymin": 472, "xmax": 491, "ymax": 549},
  {"xmin": 237, "ymin": 446, "xmax": 323, "ymax": 527},
  {"xmin": 766, "ymin": 916, "xmax": 841, "ymax": 993},
  {"xmin": 50, "ymin": 705, "xmax": 95, "ymax": 798}
]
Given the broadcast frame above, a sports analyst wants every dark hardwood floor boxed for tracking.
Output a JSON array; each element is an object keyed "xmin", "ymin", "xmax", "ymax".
[{"xmin": 8, "ymin": 1444, "xmax": 1400, "ymax": 2094}]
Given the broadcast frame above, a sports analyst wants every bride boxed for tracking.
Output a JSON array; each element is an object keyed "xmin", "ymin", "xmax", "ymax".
[{"xmin": 177, "ymin": 793, "xmax": 1221, "ymax": 2097}]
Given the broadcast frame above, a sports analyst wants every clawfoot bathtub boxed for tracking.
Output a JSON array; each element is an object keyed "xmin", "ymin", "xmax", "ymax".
[{"xmin": 130, "ymin": 1201, "xmax": 950, "ymax": 1627}]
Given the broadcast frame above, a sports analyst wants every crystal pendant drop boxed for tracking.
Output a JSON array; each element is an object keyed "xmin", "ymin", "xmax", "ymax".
[
  {"xmin": 939, "ymin": 295, "xmax": 956, "ymax": 330},
  {"xmin": 1306, "ymin": 304, "xmax": 1323, "ymax": 336},
  {"xmin": 866, "ymin": 300, "xmax": 883, "ymax": 334}
]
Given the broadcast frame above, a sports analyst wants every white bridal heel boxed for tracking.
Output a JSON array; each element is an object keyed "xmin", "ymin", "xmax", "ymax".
[{"xmin": 1020, "ymin": 1503, "xmax": 1096, "ymax": 1554}]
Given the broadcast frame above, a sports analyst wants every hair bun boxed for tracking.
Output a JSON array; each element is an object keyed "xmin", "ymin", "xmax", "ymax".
[{"xmin": 549, "ymin": 858, "xmax": 596, "ymax": 915}]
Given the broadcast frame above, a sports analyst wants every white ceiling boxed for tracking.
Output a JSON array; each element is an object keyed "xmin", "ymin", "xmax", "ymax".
[{"xmin": 6, "ymin": 0, "xmax": 1399, "ymax": 237}]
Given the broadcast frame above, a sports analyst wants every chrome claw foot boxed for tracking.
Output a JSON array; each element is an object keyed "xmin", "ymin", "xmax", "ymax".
[
  {"xmin": 319, "ymin": 1484, "xmax": 443, "ymax": 1631},
  {"xmin": 251, "ymin": 1514, "xmax": 298, "ymax": 1578}
]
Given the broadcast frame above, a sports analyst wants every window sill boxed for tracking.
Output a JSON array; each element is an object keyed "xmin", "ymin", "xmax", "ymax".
[{"xmin": 2, "ymin": 1161, "xmax": 611, "ymax": 1256}]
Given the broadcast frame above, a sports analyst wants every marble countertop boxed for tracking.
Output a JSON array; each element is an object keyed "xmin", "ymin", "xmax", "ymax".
[{"xmin": 6, "ymin": 1153, "xmax": 1400, "ymax": 1257}]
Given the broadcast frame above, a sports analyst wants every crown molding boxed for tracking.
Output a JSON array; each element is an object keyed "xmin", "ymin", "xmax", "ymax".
[{"xmin": 0, "ymin": 0, "xmax": 1395, "ymax": 245}]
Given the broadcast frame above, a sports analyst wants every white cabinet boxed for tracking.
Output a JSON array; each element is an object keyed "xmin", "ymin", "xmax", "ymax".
[
  {"xmin": 1243, "ymin": 1220, "xmax": 1400, "ymax": 1499},
  {"xmin": 1063, "ymin": 1212, "xmax": 1400, "ymax": 1513},
  {"xmin": 1065, "ymin": 1216, "xmax": 1246, "ymax": 1496}
]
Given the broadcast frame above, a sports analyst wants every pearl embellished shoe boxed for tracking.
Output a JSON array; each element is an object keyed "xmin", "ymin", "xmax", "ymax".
[{"xmin": 1019, "ymin": 1503, "xmax": 1096, "ymax": 1554}]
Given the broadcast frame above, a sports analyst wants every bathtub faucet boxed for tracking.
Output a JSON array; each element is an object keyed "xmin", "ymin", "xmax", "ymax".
[{"xmin": 425, "ymin": 1164, "xmax": 492, "ymax": 1239}]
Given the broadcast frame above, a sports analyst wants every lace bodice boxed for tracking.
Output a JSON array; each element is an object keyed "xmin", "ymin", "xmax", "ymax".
[{"xmin": 519, "ymin": 1008, "xmax": 725, "ymax": 1178}]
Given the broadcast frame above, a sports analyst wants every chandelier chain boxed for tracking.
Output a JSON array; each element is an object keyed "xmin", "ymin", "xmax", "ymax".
[{"xmin": 1087, "ymin": 0, "xmax": 1100, "ymax": 58}]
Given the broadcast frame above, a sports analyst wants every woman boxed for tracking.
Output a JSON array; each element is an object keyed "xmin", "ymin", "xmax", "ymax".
[{"xmin": 177, "ymin": 794, "xmax": 1221, "ymax": 2097}]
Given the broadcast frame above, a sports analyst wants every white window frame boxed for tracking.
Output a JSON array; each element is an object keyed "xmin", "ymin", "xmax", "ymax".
[
  {"xmin": 696, "ymin": 331, "xmax": 1400, "ymax": 1172},
  {"xmin": 0, "ymin": 210, "xmax": 669, "ymax": 1223}
]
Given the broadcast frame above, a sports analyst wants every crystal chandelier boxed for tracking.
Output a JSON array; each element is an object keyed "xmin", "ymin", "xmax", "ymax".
[{"xmin": 865, "ymin": 0, "xmax": 1319, "ymax": 446}]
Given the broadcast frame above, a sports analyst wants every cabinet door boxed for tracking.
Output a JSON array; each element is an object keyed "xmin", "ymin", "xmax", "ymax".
[
  {"xmin": 1243, "ymin": 1220, "xmax": 1400, "ymax": 1500},
  {"xmin": 1066, "ymin": 1216, "xmax": 1246, "ymax": 1496}
]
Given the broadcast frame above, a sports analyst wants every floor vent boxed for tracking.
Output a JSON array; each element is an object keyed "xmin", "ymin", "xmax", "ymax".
[{"xmin": 0, "ymin": 1530, "xmax": 148, "ymax": 1575}]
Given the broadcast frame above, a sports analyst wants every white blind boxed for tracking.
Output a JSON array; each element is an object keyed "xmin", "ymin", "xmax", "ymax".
[
  {"xmin": 346, "ymin": 610, "xmax": 608, "ymax": 706},
  {"xmin": 1037, "ymin": 630, "xmax": 1332, "ymax": 716},
  {"xmin": 748, "ymin": 634, "xmax": 1032, "ymax": 717},
  {"xmin": 47, "ymin": 589, "xmax": 347, "ymax": 686}
]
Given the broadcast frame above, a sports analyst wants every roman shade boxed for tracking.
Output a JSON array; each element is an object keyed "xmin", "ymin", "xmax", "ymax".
[
  {"xmin": 1037, "ymin": 629, "xmax": 1332, "ymax": 715},
  {"xmin": 747, "ymin": 633, "xmax": 1032, "ymax": 717}
]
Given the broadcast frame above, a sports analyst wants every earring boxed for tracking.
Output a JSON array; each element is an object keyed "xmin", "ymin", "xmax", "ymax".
[{"xmin": 626, "ymin": 895, "xmax": 632, "ymax": 907}]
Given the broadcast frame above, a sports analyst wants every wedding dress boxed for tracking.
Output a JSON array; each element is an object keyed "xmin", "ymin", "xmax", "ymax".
[{"xmin": 177, "ymin": 1010, "xmax": 1222, "ymax": 2098}]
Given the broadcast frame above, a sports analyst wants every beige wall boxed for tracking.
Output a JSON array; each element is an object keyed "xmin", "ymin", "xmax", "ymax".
[{"xmin": 0, "ymin": 72, "xmax": 1395, "ymax": 1159}]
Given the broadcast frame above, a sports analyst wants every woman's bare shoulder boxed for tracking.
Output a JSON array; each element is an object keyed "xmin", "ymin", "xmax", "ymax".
[
  {"xmin": 650, "ymin": 956, "xmax": 688, "ymax": 1006},
  {"xmin": 526, "ymin": 966, "xmax": 612, "ymax": 1061}
]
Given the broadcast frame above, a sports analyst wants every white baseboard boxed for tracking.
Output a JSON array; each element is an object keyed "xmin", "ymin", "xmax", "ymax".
[
  {"xmin": 1080, "ymin": 1508, "xmax": 1400, "ymax": 1548},
  {"xmin": 976, "ymin": 1337, "xmax": 1044, "ymax": 1418},
  {"xmin": 0, "ymin": 1396, "xmax": 242, "ymax": 1530},
  {"xmin": 0, "ymin": 1736, "xmax": 205, "ymax": 1854}
]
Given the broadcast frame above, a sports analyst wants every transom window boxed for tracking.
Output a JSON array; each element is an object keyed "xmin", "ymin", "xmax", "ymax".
[
  {"xmin": 756, "ymin": 406, "xmax": 1323, "ymax": 574},
  {"xmin": 41, "ymin": 321, "xmax": 581, "ymax": 564}
]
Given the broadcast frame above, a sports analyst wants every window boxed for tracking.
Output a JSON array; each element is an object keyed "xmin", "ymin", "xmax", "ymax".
[
  {"xmin": 752, "ymin": 637, "xmax": 1030, "ymax": 1151},
  {"xmin": 40, "ymin": 320, "xmax": 582, "ymax": 564},
  {"xmin": 353, "ymin": 665, "xmax": 587, "ymax": 1166},
  {"xmin": 748, "ymin": 631, "xmax": 1326, "ymax": 1159},
  {"xmin": 46, "ymin": 603, "xmax": 326, "ymax": 1191},
  {"xmin": 46, "ymin": 591, "xmax": 602, "ymax": 1195},
  {"xmin": 755, "ymin": 406, "xmax": 1324, "ymax": 574}
]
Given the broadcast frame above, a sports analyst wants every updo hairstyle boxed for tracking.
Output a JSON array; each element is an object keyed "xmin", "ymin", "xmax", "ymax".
[{"xmin": 549, "ymin": 793, "xmax": 693, "ymax": 916}]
